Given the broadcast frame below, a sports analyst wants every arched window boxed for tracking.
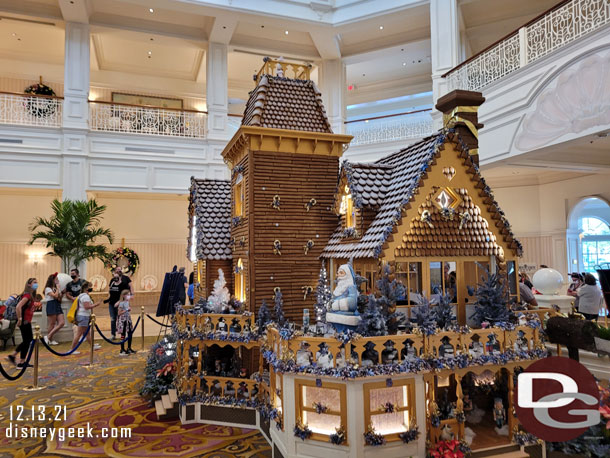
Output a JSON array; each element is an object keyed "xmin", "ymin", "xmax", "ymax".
[
  {"xmin": 580, "ymin": 216, "xmax": 610, "ymax": 274},
  {"xmin": 235, "ymin": 258, "xmax": 245, "ymax": 302},
  {"xmin": 234, "ymin": 174, "xmax": 244, "ymax": 217},
  {"xmin": 568, "ymin": 198, "xmax": 610, "ymax": 275},
  {"xmin": 339, "ymin": 185, "xmax": 355, "ymax": 228}
]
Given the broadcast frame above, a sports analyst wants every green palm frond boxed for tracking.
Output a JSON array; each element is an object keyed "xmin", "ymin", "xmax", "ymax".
[{"xmin": 29, "ymin": 198, "xmax": 114, "ymax": 270}]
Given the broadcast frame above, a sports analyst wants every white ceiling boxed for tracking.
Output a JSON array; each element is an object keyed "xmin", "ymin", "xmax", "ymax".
[{"xmin": 0, "ymin": 0, "xmax": 567, "ymax": 105}]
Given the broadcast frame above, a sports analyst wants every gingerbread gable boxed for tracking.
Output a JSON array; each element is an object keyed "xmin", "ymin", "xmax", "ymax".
[{"xmin": 322, "ymin": 130, "xmax": 522, "ymax": 260}]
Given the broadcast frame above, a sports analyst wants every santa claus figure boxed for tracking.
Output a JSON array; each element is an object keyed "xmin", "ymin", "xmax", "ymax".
[{"xmin": 326, "ymin": 264, "xmax": 361, "ymax": 331}]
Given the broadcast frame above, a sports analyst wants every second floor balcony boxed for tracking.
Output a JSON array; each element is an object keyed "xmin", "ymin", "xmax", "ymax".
[
  {"xmin": 346, "ymin": 109, "xmax": 435, "ymax": 147},
  {"xmin": 0, "ymin": 91, "xmax": 63, "ymax": 129}
]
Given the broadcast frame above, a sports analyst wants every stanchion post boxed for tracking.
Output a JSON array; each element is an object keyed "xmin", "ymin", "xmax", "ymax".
[
  {"xmin": 141, "ymin": 306, "xmax": 145, "ymax": 351},
  {"xmin": 24, "ymin": 325, "xmax": 44, "ymax": 391},
  {"xmin": 89, "ymin": 314, "xmax": 96, "ymax": 366}
]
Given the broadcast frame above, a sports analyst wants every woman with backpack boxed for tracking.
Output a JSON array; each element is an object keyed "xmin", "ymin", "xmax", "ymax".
[
  {"xmin": 43, "ymin": 273, "xmax": 64, "ymax": 346},
  {"xmin": 5, "ymin": 278, "xmax": 38, "ymax": 368},
  {"xmin": 69, "ymin": 281, "xmax": 102, "ymax": 355}
]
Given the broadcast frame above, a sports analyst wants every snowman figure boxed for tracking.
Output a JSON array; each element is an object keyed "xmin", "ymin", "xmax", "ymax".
[
  {"xmin": 381, "ymin": 340, "xmax": 399, "ymax": 364},
  {"xmin": 401, "ymin": 339, "xmax": 418, "ymax": 361},
  {"xmin": 316, "ymin": 343, "xmax": 334, "ymax": 369},
  {"xmin": 514, "ymin": 330, "xmax": 529, "ymax": 352},
  {"xmin": 469, "ymin": 335, "xmax": 485, "ymax": 358},
  {"xmin": 237, "ymin": 381, "xmax": 250, "ymax": 400},
  {"xmin": 439, "ymin": 336, "xmax": 455, "ymax": 358},
  {"xmin": 296, "ymin": 341, "xmax": 313, "ymax": 367},
  {"xmin": 361, "ymin": 342, "xmax": 379, "ymax": 367}
]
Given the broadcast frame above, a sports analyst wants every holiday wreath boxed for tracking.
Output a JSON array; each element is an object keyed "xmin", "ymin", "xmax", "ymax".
[
  {"xmin": 105, "ymin": 247, "xmax": 140, "ymax": 275},
  {"xmin": 24, "ymin": 81, "xmax": 58, "ymax": 118}
]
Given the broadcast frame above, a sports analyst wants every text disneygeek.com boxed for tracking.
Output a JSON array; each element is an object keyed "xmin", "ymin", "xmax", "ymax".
[{"xmin": 4, "ymin": 423, "xmax": 132, "ymax": 441}]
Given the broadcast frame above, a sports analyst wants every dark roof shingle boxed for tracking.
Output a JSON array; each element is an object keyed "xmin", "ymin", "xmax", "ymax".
[
  {"xmin": 188, "ymin": 177, "xmax": 232, "ymax": 260},
  {"xmin": 242, "ymin": 75, "xmax": 332, "ymax": 133}
]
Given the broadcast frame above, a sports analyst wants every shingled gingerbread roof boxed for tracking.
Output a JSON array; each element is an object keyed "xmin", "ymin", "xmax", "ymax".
[
  {"xmin": 241, "ymin": 75, "xmax": 332, "ymax": 133},
  {"xmin": 188, "ymin": 177, "xmax": 232, "ymax": 260},
  {"xmin": 322, "ymin": 130, "xmax": 522, "ymax": 259}
]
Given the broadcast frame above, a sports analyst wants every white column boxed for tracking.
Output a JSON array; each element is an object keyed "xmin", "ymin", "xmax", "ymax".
[
  {"xmin": 206, "ymin": 42, "xmax": 230, "ymax": 141},
  {"xmin": 318, "ymin": 59, "xmax": 346, "ymax": 134},
  {"xmin": 62, "ymin": 22, "xmax": 89, "ymax": 202},
  {"xmin": 430, "ymin": 0, "xmax": 460, "ymax": 104}
]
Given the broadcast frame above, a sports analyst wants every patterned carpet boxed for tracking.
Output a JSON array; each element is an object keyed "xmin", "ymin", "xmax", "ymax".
[{"xmin": 0, "ymin": 337, "xmax": 271, "ymax": 458}]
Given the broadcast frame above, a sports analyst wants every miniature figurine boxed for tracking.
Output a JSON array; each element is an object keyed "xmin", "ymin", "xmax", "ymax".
[
  {"xmin": 440, "ymin": 424, "xmax": 455, "ymax": 441},
  {"xmin": 214, "ymin": 359, "xmax": 222, "ymax": 375},
  {"xmin": 216, "ymin": 317, "xmax": 228, "ymax": 333},
  {"xmin": 296, "ymin": 341, "xmax": 313, "ymax": 367},
  {"xmin": 243, "ymin": 320, "xmax": 251, "ymax": 334},
  {"xmin": 486, "ymin": 334, "xmax": 501, "ymax": 355},
  {"xmin": 514, "ymin": 330, "xmax": 529, "ymax": 351},
  {"xmin": 239, "ymin": 367, "xmax": 248, "ymax": 379},
  {"xmin": 381, "ymin": 340, "xmax": 399, "ymax": 364},
  {"xmin": 229, "ymin": 318, "xmax": 242, "ymax": 333},
  {"xmin": 210, "ymin": 379, "xmax": 222, "ymax": 396},
  {"xmin": 401, "ymin": 338, "xmax": 417, "ymax": 360},
  {"xmin": 251, "ymin": 383, "xmax": 259, "ymax": 399},
  {"xmin": 361, "ymin": 341, "xmax": 379, "ymax": 367},
  {"xmin": 493, "ymin": 398, "xmax": 506, "ymax": 429},
  {"xmin": 316, "ymin": 343, "xmax": 333, "ymax": 369},
  {"xmin": 326, "ymin": 264, "xmax": 361, "ymax": 332},
  {"xmin": 469, "ymin": 335, "xmax": 485, "ymax": 358},
  {"xmin": 224, "ymin": 380, "xmax": 236, "ymax": 397},
  {"xmin": 237, "ymin": 381, "xmax": 250, "ymax": 400},
  {"xmin": 439, "ymin": 336, "xmax": 455, "ymax": 358}
]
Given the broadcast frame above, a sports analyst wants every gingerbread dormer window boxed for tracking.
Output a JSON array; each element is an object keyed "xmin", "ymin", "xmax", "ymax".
[
  {"xmin": 339, "ymin": 185, "xmax": 356, "ymax": 228},
  {"xmin": 234, "ymin": 174, "xmax": 244, "ymax": 217}
]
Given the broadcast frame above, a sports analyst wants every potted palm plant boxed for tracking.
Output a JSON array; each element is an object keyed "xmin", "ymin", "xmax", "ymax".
[
  {"xmin": 595, "ymin": 324, "xmax": 610, "ymax": 354},
  {"xmin": 29, "ymin": 199, "xmax": 114, "ymax": 272}
]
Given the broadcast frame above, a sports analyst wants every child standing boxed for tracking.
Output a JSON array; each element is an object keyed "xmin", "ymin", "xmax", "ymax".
[{"xmin": 117, "ymin": 290, "xmax": 135, "ymax": 355}]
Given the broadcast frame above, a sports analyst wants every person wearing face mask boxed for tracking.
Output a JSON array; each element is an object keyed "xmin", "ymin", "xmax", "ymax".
[
  {"xmin": 6, "ymin": 278, "xmax": 38, "ymax": 368},
  {"xmin": 65, "ymin": 268, "xmax": 84, "ymax": 302},
  {"xmin": 69, "ymin": 281, "xmax": 102, "ymax": 354},
  {"xmin": 106, "ymin": 267, "xmax": 133, "ymax": 339}
]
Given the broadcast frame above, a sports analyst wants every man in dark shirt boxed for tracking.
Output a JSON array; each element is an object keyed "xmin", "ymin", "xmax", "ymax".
[
  {"xmin": 111, "ymin": 266, "xmax": 133, "ymax": 339},
  {"xmin": 65, "ymin": 268, "xmax": 84, "ymax": 301}
]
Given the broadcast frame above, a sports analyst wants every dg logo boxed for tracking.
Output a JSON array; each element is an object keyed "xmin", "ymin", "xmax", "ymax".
[{"xmin": 514, "ymin": 356, "xmax": 600, "ymax": 442}]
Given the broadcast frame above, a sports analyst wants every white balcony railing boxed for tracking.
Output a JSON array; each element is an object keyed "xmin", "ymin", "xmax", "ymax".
[
  {"xmin": 346, "ymin": 109, "xmax": 435, "ymax": 146},
  {"xmin": 89, "ymin": 101, "xmax": 207, "ymax": 138},
  {"xmin": 444, "ymin": 0, "xmax": 610, "ymax": 91},
  {"xmin": 0, "ymin": 91, "xmax": 63, "ymax": 128}
]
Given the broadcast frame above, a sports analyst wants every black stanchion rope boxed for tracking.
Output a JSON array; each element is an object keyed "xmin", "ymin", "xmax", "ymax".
[
  {"xmin": 0, "ymin": 340, "xmax": 35, "ymax": 381},
  {"xmin": 40, "ymin": 325, "xmax": 90, "ymax": 356},
  {"xmin": 94, "ymin": 316, "xmax": 140, "ymax": 345},
  {"xmin": 146, "ymin": 314, "xmax": 172, "ymax": 328}
]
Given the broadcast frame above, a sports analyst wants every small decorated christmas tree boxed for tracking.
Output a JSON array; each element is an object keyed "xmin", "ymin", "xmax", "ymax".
[
  {"xmin": 356, "ymin": 295, "xmax": 388, "ymax": 336},
  {"xmin": 274, "ymin": 289, "xmax": 287, "ymax": 328},
  {"xmin": 257, "ymin": 299, "xmax": 272, "ymax": 333},
  {"xmin": 412, "ymin": 296, "xmax": 436, "ymax": 335},
  {"xmin": 469, "ymin": 265, "xmax": 514, "ymax": 327},
  {"xmin": 314, "ymin": 262, "xmax": 332, "ymax": 323},
  {"xmin": 207, "ymin": 268, "xmax": 230, "ymax": 312},
  {"xmin": 433, "ymin": 288, "xmax": 456, "ymax": 330},
  {"xmin": 376, "ymin": 264, "xmax": 407, "ymax": 333}
]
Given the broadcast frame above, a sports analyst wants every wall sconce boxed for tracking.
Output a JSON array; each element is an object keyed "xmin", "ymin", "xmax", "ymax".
[{"xmin": 28, "ymin": 252, "xmax": 43, "ymax": 266}]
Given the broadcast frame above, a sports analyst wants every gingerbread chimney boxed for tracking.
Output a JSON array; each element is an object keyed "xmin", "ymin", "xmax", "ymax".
[{"xmin": 435, "ymin": 90, "xmax": 485, "ymax": 166}]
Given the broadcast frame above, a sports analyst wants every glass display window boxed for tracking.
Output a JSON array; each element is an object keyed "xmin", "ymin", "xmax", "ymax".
[
  {"xmin": 295, "ymin": 379, "xmax": 347, "ymax": 442},
  {"xmin": 363, "ymin": 379, "xmax": 416, "ymax": 442}
]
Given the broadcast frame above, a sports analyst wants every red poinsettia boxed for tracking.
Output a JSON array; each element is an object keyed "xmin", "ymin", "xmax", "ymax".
[
  {"xmin": 156, "ymin": 362, "xmax": 176, "ymax": 378},
  {"xmin": 429, "ymin": 439, "xmax": 467, "ymax": 458},
  {"xmin": 155, "ymin": 347, "xmax": 165, "ymax": 357}
]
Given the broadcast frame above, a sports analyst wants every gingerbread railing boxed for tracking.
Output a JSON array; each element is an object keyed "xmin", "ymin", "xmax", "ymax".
[
  {"xmin": 175, "ymin": 311, "xmax": 255, "ymax": 338},
  {"xmin": 254, "ymin": 58, "xmax": 312, "ymax": 85}
]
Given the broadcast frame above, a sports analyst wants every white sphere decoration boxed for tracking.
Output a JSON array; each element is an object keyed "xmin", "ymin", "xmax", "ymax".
[
  {"xmin": 57, "ymin": 273, "xmax": 72, "ymax": 292},
  {"xmin": 532, "ymin": 268, "xmax": 564, "ymax": 295}
]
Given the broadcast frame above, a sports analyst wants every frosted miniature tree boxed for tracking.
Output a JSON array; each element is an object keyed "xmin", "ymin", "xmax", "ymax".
[
  {"xmin": 257, "ymin": 299, "xmax": 272, "ymax": 334},
  {"xmin": 433, "ymin": 288, "xmax": 456, "ymax": 330},
  {"xmin": 314, "ymin": 262, "xmax": 332, "ymax": 323},
  {"xmin": 412, "ymin": 296, "xmax": 436, "ymax": 335},
  {"xmin": 356, "ymin": 295, "xmax": 388, "ymax": 337},
  {"xmin": 274, "ymin": 289, "xmax": 287, "ymax": 328},
  {"xmin": 376, "ymin": 264, "xmax": 406, "ymax": 333},
  {"xmin": 469, "ymin": 264, "xmax": 513, "ymax": 327},
  {"xmin": 207, "ymin": 268, "xmax": 230, "ymax": 312}
]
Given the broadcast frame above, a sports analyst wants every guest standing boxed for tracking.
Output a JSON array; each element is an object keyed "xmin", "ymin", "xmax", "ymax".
[
  {"xmin": 69, "ymin": 281, "xmax": 102, "ymax": 354},
  {"xmin": 64, "ymin": 268, "xmax": 83, "ymax": 302},
  {"xmin": 6, "ymin": 278, "xmax": 38, "ymax": 368},
  {"xmin": 43, "ymin": 273, "xmax": 64, "ymax": 345},
  {"xmin": 117, "ymin": 290, "xmax": 135, "ymax": 355},
  {"xmin": 577, "ymin": 273, "xmax": 604, "ymax": 321}
]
